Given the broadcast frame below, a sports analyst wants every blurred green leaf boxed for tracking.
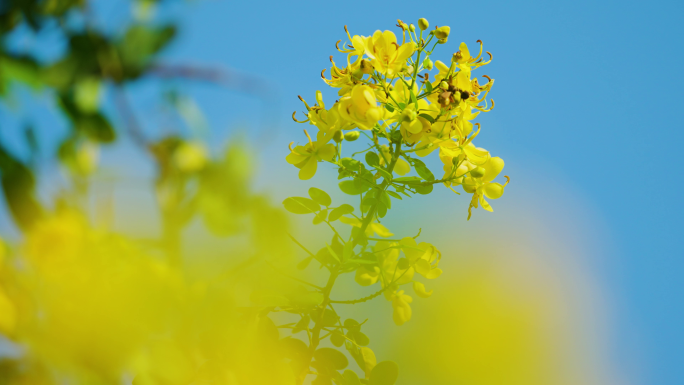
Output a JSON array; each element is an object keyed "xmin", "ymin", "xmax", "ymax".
[
  {"xmin": 368, "ymin": 361, "xmax": 399, "ymax": 385},
  {"xmin": 314, "ymin": 348, "xmax": 348, "ymax": 371}
]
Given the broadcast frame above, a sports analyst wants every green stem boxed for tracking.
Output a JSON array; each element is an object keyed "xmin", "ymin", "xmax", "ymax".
[
  {"xmin": 299, "ymin": 269, "xmax": 340, "ymax": 384},
  {"xmin": 355, "ymin": 138, "xmax": 403, "ymax": 244}
]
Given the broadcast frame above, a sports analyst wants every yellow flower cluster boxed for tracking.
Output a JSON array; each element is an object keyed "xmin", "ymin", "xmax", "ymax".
[
  {"xmin": 0, "ymin": 210, "xmax": 295, "ymax": 384},
  {"xmin": 288, "ymin": 19, "xmax": 509, "ymax": 219}
]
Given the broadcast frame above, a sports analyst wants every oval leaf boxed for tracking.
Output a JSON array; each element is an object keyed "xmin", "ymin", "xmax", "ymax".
[
  {"xmin": 369, "ymin": 361, "xmax": 399, "ymax": 385},
  {"xmin": 309, "ymin": 187, "xmax": 332, "ymax": 206},
  {"xmin": 365, "ymin": 152, "xmax": 380, "ymax": 167},
  {"xmin": 329, "ymin": 204, "xmax": 354, "ymax": 221},
  {"xmin": 314, "ymin": 348, "xmax": 349, "ymax": 370},
  {"xmin": 339, "ymin": 179, "xmax": 367, "ymax": 195},
  {"xmin": 283, "ymin": 197, "xmax": 320, "ymax": 214}
]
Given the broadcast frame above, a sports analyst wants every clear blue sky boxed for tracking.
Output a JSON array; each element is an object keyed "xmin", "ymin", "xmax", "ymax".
[{"xmin": 1, "ymin": 0, "xmax": 683, "ymax": 383}]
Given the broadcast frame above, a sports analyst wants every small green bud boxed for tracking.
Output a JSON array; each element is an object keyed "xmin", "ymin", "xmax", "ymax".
[
  {"xmin": 409, "ymin": 24, "xmax": 416, "ymax": 32},
  {"xmin": 333, "ymin": 130, "xmax": 344, "ymax": 143},
  {"xmin": 434, "ymin": 26, "xmax": 450, "ymax": 40},
  {"xmin": 470, "ymin": 167, "xmax": 486, "ymax": 178},
  {"xmin": 402, "ymin": 109, "xmax": 418, "ymax": 122},
  {"xmin": 418, "ymin": 18, "xmax": 429, "ymax": 31},
  {"xmin": 344, "ymin": 131, "xmax": 360, "ymax": 141},
  {"xmin": 397, "ymin": 258, "xmax": 410, "ymax": 270},
  {"xmin": 463, "ymin": 183, "xmax": 477, "ymax": 193},
  {"xmin": 439, "ymin": 81, "xmax": 449, "ymax": 90},
  {"xmin": 437, "ymin": 38, "xmax": 448, "ymax": 44},
  {"xmin": 423, "ymin": 58, "xmax": 433, "ymax": 70}
]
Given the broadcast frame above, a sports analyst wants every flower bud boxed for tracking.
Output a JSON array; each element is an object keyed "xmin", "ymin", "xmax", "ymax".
[
  {"xmin": 360, "ymin": 59, "xmax": 373, "ymax": 74},
  {"xmin": 438, "ymin": 38, "xmax": 448, "ymax": 44},
  {"xmin": 409, "ymin": 24, "xmax": 416, "ymax": 32},
  {"xmin": 423, "ymin": 58, "xmax": 433, "ymax": 70},
  {"xmin": 462, "ymin": 181, "xmax": 477, "ymax": 193},
  {"xmin": 397, "ymin": 258, "xmax": 410, "ymax": 270},
  {"xmin": 333, "ymin": 130, "xmax": 344, "ymax": 143},
  {"xmin": 344, "ymin": 131, "xmax": 360, "ymax": 141},
  {"xmin": 470, "ymin": 166, "xmax": 485, "ymax": 178},
  {"xmin": 418, "ymin": 18, "xmax": 429, "ymax": 31},
  {"xmin": 402, "ymin": 109, "xmax": 418, "ymax": 122},
  {"xmin": 439, "ymin": 81, "xmax": 449, "ymax": 90},
  {"xmin": 434, "ymin": 26, "xmax": 450, "ymax": 40}
]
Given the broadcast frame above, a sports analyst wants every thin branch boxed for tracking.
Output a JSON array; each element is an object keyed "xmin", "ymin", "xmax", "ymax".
[
  {"xmin": 114, "ymin": 88, "xmax": 148, "ymax": 149},
  {"xmin": 265, "ymin": 260, "xmax": 323, "ymax": 290}
]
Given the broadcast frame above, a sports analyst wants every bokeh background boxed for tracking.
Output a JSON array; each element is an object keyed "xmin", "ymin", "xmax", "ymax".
[{"xmin": 1, "ymin": 0, "xmax": 683, "ymax": 384}]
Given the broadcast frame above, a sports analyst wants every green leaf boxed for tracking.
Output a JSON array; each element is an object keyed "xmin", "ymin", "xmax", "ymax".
[
  {"xmin": 392, "ymin": 176, "xmax": 422, "ymax": 184},
  {"xmin": 410, "ymin": 89, "xmax": 418, "ymax": 106},
  {"xmin": 418, "ymin": 113, "xmax": 435, "ymax": 124},
  {"xmin": 296, "ymin": 256, "xmax": 314, "ymax": 270},
  {"xmin": 380, "ymin": 192, "xmax": 392, "ymax": 209},
  {"xmin": 340, "ymin": 157, "xmax": 365, "ymax": 172},
  {"xmin": 414, "ymin": 183, "xmax": 434, "ymax": 195},
  {"xmin": 410, "ymin": 158, "xmax": 435, "ymax": 181},
  {"xmin": 324, "ymin": 242, "xmax": 341, "ymax": 262},
  {"xmin": 344, "ymin": 319, "xmax": 361, "ymax": 332},
  {"xmin": 313, "ymin": 209, "xmax": 328, "ymax": 224},
  {"xmin": 311, "ymin": 308, "xmax": 340, "ymax": 327},
  {"xmin": 329, "ymin": 204, "xmax": 354, "ymax": 221},
  {"xmin": 342, "ymin": 370, "xmax": 362, "ymax": 385},
  {"xmin": 283, "ymin": 197, "xmax": 320, "ymax": 214},
  {"xmin": 365, "ymin": 152, "xmax": 380, "ymax": 167},
  {"xmin": 369, "ymin": 361, "xmax": 399, "ymax": 385},
  {"xmin": 309, "ymin": 187, "xmax": 332, "ymax": 206},
  {"xmin": 377, "ymin": 202, "xmax": 387, "ymax": 218},
  {"xmin": 118, "ymin": 25, "xmax": 177, "ymax": 78},
  {"xmin": 348, "ymin": 331, "xmax": 370, "ymax": 346},
  {"xmin": 397, "ymin": 102, "xmax": 407, "ymax": 110},
  {"xmin": 339, "ymin": 179, "xmax": 369, "ymax": 195},
  {"xmin": 349, "ymin": 346, "xmax": 376, "ymax": 378},
  {"xmin": 331, "ymin": 330, "xmax": 346, "ymax": 347},
  {"xmin": 314, "ymin": 348, "xmax": 349, "ymax": 371},
  {"xmin": 384, "ymin": 104, "xmax": 394, "ymax": 112},
  {"xmin": 387, "ymin": 191, "xmax": 402, "ymax": 200},
  {"xmin": 343, "ymin": 241, "xmax": 354, "ymax": 261},
  {"xmin": 426, "ymin": 81, "xmax": 433, "ymax": 93},
  {"xmin": 373, "ymin": 167, "xmax": 392, "ymax": 182}
]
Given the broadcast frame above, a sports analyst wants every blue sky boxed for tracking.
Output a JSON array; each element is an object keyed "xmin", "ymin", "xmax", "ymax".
[{"xmin": 1, "ymin": 0, "xmax": 683, "ymax": 383}]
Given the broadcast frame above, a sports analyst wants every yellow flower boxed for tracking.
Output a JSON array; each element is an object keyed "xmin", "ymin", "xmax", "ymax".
[
  {"xmin": 286, "ymin": 130, "xmax": 336, "ymax": 180},
  {"xmin": 338, "ymin": 84, "xmax": 385, "ymax": 130},
  {"xmin": 173, "ymin": 141, "xmax": 208, "ymax": 173},
  {"xmin": 461, "ymin": 156, "xmax": 509, "ymax": 219},
  {"xmin": 399, "ymin": 237, "xmax": 442, "ymax": 279},
  {"xmin": 390, "ymin": 290, "xmax": 413, "ymax": 325},
  {"xmin": 365, "ymin": 30, "xmax": 416, "ymax": 76},
  {"xmin": 322, "ymin": 57, "xmax": 361, "ymax": 96},
  {"xmin": 0, "ymin": 237, "xmax": 16, "ymax": 335},
  {"xmin": 306, "ymin": 91, "xmax": 354, "ymax": 135}
]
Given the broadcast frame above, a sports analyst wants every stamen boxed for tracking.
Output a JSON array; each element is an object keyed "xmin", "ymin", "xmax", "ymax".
[
  {"xmin": 344, "ymin": 25, "xmax": 353, "ymax": 42},
  {"xmin": 503, "ymin": 175, "xmax": 510, "ymax": 186},
  {"xmin": 292, "ymin": 111, "xmax": 310, "ymax": 123},
  {"xmin": 288, "ymin": 142, "xmax": 295, "ymax": 151},
  {"xmin": 298, "ymin": 95, "xmax": 311, "ymax": 110},
  {"xmin": 303, "ymin": 129, "xmax": 314, "ymax": 147}
]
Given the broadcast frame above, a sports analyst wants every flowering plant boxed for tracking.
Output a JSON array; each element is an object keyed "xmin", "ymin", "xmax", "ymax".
[{"xmin": 282, "ymin": 18, "xmax": 509, "ymax": 384}]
